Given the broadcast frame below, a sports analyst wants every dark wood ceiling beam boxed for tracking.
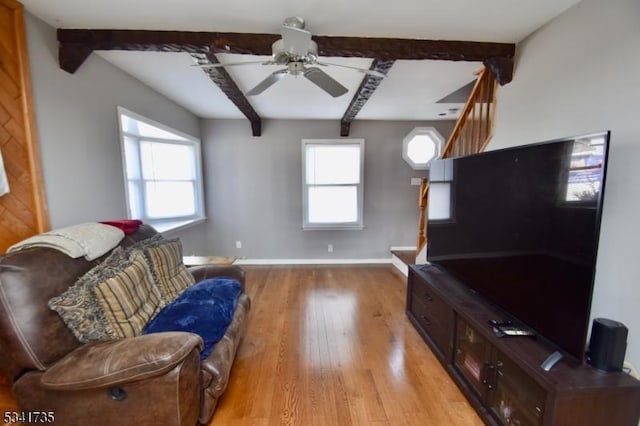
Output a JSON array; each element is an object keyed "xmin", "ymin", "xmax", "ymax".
[
  {"xmin": 57, "ymin": 29, "xmax": 258, "ymax": 52},
  {"xmin": 57, "ymin": 29, "xmax": 514, "ymax": 83},
  {"xmin": 315, "ymin": 36, "xmax": 514, "ymax": 85},
  {"xmin": 57, "ymin": 29, "xmax": 215, "ymax": 73},
  {"xmin": 340, "ymin": 60, "xmax": 395, "ymax": 137},
  {"xmin": 191, "ymin": 53, "xmax": 262, "ymax": 136},
  {"xmin": 56, "ymin": 29, "xmax": 515, "ymax": 137},
  {"xmin": 56, "ymin": 29, "xmax": 261, "ymax": 135},
  {"xmin": 59, "ymin": 43, "xmax": 94, "ymax": 74}
]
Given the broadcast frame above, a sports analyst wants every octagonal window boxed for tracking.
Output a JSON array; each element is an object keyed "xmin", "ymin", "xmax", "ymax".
[{"xmin": 402, "ymin": 127, "xmax": 444, "ymax": 170}]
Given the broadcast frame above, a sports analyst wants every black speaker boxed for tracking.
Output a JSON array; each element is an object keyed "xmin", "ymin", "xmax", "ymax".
[{"xmin": 586, "ymin": 318, "xmax": 627, "ymax": 372}]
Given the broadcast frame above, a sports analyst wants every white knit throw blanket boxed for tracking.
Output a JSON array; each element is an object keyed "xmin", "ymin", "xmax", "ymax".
[{"xmin": 8, "ymin": 223, "xmax": 125, "ymax": 260}]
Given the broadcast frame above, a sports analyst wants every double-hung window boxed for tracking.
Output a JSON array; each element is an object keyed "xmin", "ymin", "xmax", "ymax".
[
  {"xmin": 117, "ymin": 107, "xmax": 205, "ymax": 232},
  {"xmin": 302, "ymin": 139, "xmax": 364, "ymax": 230}
]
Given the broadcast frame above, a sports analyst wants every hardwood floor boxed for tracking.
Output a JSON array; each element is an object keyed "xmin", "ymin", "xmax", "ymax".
[
  {"xmin": 0, "ymin": 265, "xmax": 482, "ymax": 425},
  {"xmin": 212, "ymin": 265, "xmax": 481, "ymax": 425}
]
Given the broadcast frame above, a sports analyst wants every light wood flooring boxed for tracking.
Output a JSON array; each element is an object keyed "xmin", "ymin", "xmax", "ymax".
[{"xmin": 0, "ymin": 265, "xmax": 482, "ymax": 425}]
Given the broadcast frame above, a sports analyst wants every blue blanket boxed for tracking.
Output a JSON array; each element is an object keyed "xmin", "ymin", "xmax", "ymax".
[{"xmin": 143, "ymin": 277, "xmax": 241, "ymax": 360}]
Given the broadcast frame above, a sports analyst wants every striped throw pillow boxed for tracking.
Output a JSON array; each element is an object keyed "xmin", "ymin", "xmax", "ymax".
[
  {"xmin": 93, "ymin": 250, "xmax": 163, "ymax": 338},
  {"xmin": 144, "ymin": 239, "xmax": 195, "ymax": 303}
]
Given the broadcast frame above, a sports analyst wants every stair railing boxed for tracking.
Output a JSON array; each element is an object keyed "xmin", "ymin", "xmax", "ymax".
[{"xmin": 416, "ymin": 67, "xmax": 498, "ymax": 257}]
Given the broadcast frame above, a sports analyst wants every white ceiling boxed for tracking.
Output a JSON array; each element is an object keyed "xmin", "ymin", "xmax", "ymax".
[{"xmin": 21, "ymin": 0, "xmax": 581, "ymax": 122}]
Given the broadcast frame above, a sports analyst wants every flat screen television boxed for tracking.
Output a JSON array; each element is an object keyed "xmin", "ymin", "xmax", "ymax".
[{"xmin": 427, "ymin": 131, "xmax": 610, "ymax": 363}]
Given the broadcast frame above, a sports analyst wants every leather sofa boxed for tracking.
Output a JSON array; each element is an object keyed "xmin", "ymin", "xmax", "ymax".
[{"xmin": 0, "ymin": 225, "xmax": 250, "ymax": 425}]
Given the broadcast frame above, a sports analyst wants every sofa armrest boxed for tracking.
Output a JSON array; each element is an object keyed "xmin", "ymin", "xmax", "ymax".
[
  {"xmin": 188, "ymin": 265, "xmax": 245, "ymax": 288},
  {"xmin": 41, "ymin": 332, "xmax": 203, "ymax": 391}
]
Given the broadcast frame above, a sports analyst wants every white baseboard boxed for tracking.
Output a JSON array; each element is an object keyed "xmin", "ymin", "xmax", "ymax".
[{"xmin": 234, "ymin": 258, "xmax": 393, "ymax": 266}]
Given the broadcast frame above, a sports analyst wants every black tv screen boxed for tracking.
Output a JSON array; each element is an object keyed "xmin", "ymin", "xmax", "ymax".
[{"xmin": 427, "ymin": 131, "xmax": 610, "ymax": 362}]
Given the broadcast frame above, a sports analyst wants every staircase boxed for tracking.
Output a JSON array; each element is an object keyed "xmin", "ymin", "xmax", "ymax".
[{"xmin": 415, "ymin": 66, "xmax": 498, "ymax": 263}]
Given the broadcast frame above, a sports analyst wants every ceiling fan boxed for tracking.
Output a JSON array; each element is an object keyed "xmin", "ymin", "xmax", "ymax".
[{"xmin": 198, "ymin": 17, "xmax": 386, "ymax": 97}]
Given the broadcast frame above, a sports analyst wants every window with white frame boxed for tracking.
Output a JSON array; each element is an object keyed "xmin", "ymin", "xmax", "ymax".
[
  {"xmin": 402, "ymin": 127, "xmax": 444, "ymax": 170},
  {"xmin": 117, "ymin": 107, "xmax": 205, "ymax": 232},
  {"xmin": 302, "ymin": 139, "xmax": 364, "ymax": 230}
]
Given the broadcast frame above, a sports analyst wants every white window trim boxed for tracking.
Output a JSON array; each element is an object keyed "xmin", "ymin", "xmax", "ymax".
[
  {"xmin": 117, "ymin": 106, "xmax": 206, "ymax": 233},
  {"xmin": 302, "ymin": 138, "xmax": 365, "ymax": 231},
  {"xmin": 402, "ymin": 126, "xmax": 444, "ymax": 170}
]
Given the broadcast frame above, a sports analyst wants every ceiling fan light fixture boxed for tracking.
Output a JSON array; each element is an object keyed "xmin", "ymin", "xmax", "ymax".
[
  {"xmin": 282, "ymin": 16, "xmax": 306, "ymax": 30},
  {"xmin": 272, "ymin": 45, "xmax": 290, "ymax": 65},
  {"xmin": 303, "ymin": 42, "xmax": 318, "ymax": 62},
  {"xmin": 221, "ymin": 16, "xmax": 383, "ymax": 98},
  {"xmin": 305, "ymin": 52, "xmax": 318, "ymax": 64}
]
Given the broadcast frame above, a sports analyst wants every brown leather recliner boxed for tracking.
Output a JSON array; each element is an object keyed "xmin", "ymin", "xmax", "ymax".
[{"xmin": 0, "ymin": 225, "xmax": 250, "ymax": 425}]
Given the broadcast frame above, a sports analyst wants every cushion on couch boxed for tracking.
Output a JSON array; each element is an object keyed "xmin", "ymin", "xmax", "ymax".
[
  {"xmin": 49, "ymin": 234, "xmax": 195, "ymax": 343},
  {"xmin": 48, "ymin": 247, "xmax": 129, "ymax": 342},
  {"xmin": 130, "ymin": 234, "xmax": 195, "ymax": 303},
  {"xmin": 93, "ymin": 250, "xmax": 164, "ymax": 339},
  {"xmin": 142, "ymin": 278, "xmax": 241, "ymax": 360}
]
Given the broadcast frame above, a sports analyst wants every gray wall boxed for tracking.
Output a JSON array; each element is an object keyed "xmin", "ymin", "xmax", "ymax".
[
  {"xmin": 490, "ymin": 0, "xmax": 640, "ymax": 370},
  {"xmin": 24, "ymin": 12, "xmax": 209, "ymax": 253},
  {"xmin": 24, "ymin": 11, "xmax": 454, "ymax": 260},
  {"xmin": 201, "ymin": 119, "xmax": 454, "ymax": 259}
]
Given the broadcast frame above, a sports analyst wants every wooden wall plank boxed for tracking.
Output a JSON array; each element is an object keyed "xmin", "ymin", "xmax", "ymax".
[{"xmin": 0, "ymin": 0, "xmax": 49, "ymax": 253}]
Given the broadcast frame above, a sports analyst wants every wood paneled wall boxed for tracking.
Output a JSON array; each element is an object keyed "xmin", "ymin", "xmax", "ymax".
[{"xmin": 0, "ymin": 0, "xmax": 49, "ymax": 252}]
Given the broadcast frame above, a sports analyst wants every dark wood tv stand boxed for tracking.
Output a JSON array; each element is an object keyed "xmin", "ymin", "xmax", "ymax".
[{"xmin": 406, "ymin": 264, "xmax": 640, "ymax": 426}]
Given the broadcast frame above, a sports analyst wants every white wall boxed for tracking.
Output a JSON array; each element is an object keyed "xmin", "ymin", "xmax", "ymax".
[
  {"xmin": 490, "ymin": 0, "xmax": 640, "ymax": 369},
  {"xmin": 201, "ymin": 118, "xmax": 454, "ymax": 260},
  {"xmin": 24, "ymin": 12, "xmax": 208, "ymax": 253}
]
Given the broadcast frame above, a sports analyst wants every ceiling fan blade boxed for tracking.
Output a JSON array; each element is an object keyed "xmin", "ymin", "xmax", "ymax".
[
  {"xmin": 194, "ymin": 60, "xmax": 273, "ymax": 68},
  {"xmin": 317, "ymin": 61, "xmax": 387, "ymax": 78},
  {"xmin": 303, "ymin": 67, "xmax": 348, "ymax": 97},
  {"xmin": 246, "ymin": 69, "xmax": 288, "ymax": 96},
  {"xmin": 281, "ymin": 25, "xmax": 312, "ymax": 57}
]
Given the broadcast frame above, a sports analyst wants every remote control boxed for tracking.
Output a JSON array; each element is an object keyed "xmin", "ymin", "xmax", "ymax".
[
  {"xmin": 488, "ymin": 319, "xmax": 513, "ymax": 327},
  {"xmin": 541, "ymin": 351, "xmax": 563, "ymax": 371},
  {"xmin": 497, "ymin": 325, "xmax": 536, "ymax": 337}
]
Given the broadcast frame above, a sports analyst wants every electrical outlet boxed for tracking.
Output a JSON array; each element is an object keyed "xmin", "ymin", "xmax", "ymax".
[
  {"xmin": 235, "ymin": 241, "xmax": 242, "ymax": 249},
  {"xmin": 328, "ymin": 244, "xmax": 333, "ymax": 253}
]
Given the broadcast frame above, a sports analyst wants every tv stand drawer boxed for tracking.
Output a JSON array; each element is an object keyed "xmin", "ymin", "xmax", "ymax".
[
  {"xmin": 407, "ymin": 268, "xmax": 452, "ymax": 360},
  {"xmin": 410, "ymin": 296, "xmax": 449, "ymax": 353}
]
